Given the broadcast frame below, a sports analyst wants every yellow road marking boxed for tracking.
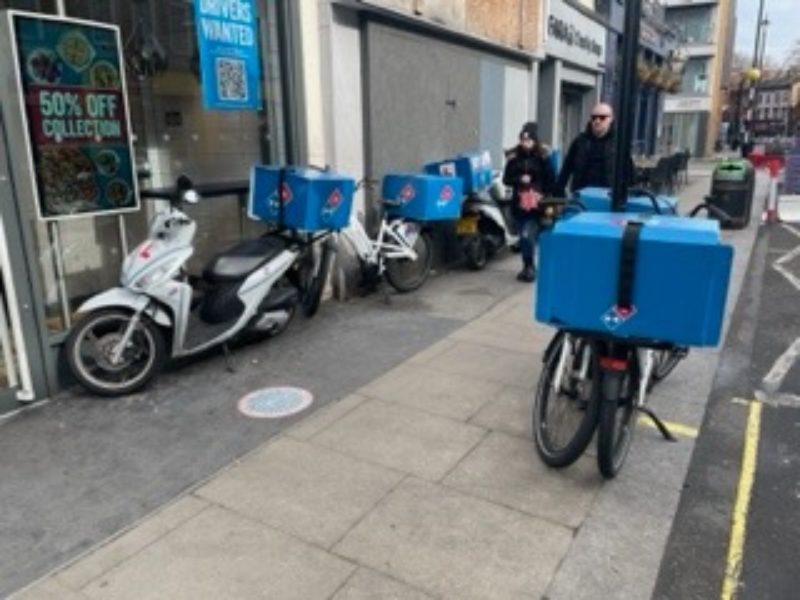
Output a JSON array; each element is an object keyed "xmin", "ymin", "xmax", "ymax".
[
  {"xmin": 638, "ymin": 415, "xmax": 698, "ymax": 439},
  {"xmin": 721, "ymin": 400, "xmax": 763, "ymax": 600}
]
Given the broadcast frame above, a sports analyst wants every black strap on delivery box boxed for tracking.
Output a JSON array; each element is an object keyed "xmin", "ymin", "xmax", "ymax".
[{"xmin": 617, "ymin": 220, "xmax": 644, "ymax": 312}]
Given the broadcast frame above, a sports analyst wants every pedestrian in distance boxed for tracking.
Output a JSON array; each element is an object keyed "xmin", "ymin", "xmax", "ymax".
[
  {"xmin": 503, "ymin": 122, "xmax": 555, "ymax": 283},
  {"xmin": 554, "ymin": 102, "xmax": 635, "ymax": 197}
]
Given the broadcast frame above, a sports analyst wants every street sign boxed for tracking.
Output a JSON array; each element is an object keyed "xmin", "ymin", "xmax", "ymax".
[
  {"xmin": 10, "ymin": 12, "xmax": 139, "ymax": 221},
  {"xmin": 194, "ymin": 0, "xmax": 262, "ymax": 111}
]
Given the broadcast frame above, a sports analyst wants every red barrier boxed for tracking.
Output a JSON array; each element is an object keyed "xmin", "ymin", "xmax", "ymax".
[{"xmin": 748, "ymin": 153, "xmax": 786, "ymax": 170}]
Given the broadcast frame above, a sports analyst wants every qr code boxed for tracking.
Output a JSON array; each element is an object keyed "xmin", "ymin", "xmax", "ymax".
[{"xmin": 216, "ymin": 57, "xmax": 248, "ymax": 102}]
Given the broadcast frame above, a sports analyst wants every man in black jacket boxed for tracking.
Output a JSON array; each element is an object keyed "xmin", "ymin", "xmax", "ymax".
[{"xmin": 555, "ymin": 103, "xmax": 634, "ymax": 196}]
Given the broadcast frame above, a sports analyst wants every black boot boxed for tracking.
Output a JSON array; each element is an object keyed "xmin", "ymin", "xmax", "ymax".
[{"xmin": 516, "ymin": 260, "xmax": 535, "ymax": 283}]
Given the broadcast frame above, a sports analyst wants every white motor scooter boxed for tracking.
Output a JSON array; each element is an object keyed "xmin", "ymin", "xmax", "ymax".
[
  {"xmin": 456, "ymin": 170, "xmax": 520, "ymax": 269},
  {"xmin": 65, "ymin": 175, "xmax": 334, "ymax": 397}
]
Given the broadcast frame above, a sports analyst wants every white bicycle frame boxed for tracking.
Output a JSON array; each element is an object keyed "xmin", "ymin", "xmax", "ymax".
[
  {"xmin": 553, "ymin": 333, "xmax": 655, "ymax": 407},
  {"xmin": 341, "ymin": 213, "xmax": 419, "ymax": 273}
]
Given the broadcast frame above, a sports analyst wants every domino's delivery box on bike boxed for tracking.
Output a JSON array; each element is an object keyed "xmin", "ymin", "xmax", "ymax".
[
  {"xmin": 248, "ymin": 166, "xmax": 355, "ymax": 231},
  {"xmin": 536, "ymin": 212, "xmax": 733, "ymax": 347},
  {"xmin": 382, "ymin": 173, "xmax": 464, "ymax": 221},
  {"xmin": 424, "ymin": 150, "xmax": 493, "ymax": 193},
  {"xmin": 577, "ymin": 187, "xmax": 679, "ymax": 215}
]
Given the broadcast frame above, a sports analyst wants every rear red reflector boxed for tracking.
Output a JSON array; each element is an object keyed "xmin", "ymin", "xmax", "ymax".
[{"xmin": 600, "ymin": 357, "xmax": 629, "ymax": 371}]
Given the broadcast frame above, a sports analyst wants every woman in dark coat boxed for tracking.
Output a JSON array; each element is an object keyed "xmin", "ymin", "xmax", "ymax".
[{"xmin": 503, "ymin": 122, "xmax": 555, "ymax": 282}]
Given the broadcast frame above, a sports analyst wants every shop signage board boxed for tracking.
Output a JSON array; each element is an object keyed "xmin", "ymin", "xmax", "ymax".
[
  {"xmin": 9, "ymin": 12, "xmax": 139, "ymax": 221},
  {"xmin": 545, "ymin": 0, "xmax": 607, "ymax": 71},
  {"xmin": 194, "ymin": 0, "xmax": 261, "ymax": 111}
]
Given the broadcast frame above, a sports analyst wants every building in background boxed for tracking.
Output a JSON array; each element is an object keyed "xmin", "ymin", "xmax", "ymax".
[
  {"xmin": 661, "ymin": 0, "xmax": 736, "ymax": 156},
  {"xmin": 600, "ymin": 0, "xmax": 679, "ymax": 156},
  {"xmin": 749, "ymin": 78, "xmax": 800, "ymax": 140},
  {"xmin": 538, "ymin": 0, "xmax": 607, "ymax": 151}
]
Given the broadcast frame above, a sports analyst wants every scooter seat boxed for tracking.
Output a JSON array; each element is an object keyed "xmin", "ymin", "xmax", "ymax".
[{"xmin": 203, "ymin": 236, "xmax": 287, "ymax": 282}]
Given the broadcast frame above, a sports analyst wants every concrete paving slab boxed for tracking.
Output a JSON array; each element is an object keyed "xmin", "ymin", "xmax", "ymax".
[
  {"xmin": 331, "ymin": 568, "xmax": 435, "ymax": 600},
  {"xmin": 53, "ymin": 496, "xmax": 209, "ymax": 591},
  {"xmin": 11, "ymin": 580, "xmax": 89, "ymax": 600},
  {"xmin": 405, "ymin": 339, "xmax": 458, "ymax": 367},
  {"xmin": 194, "ymin": 437, "xmax": 404, "ymax": 549},
  {"xmin": 359, "ymin": 362, "xmax": 503, "ymax": 421},
  {"xmin": 310, "ymin": 400, "xmax": 487, "ymax": 481},
  {"xmin": 286, "ymin": 394, "xmax": 368, "ymax": 442},
  {"xmin": 443, "ymin": 431, "xmax": 601, "ymax": 528},
  {"xmin": 334, "ymin": 478, "xmax": 573, "ymax": 600},
  {"xmin": 468, "ymin": 384, "xmax": 535, "ymax": 438},
  {"xmin": 448, "ymin": 318, "xmax": 552, "ymax": 355},
  {"xmin": 484, "ymin": 298, "xmax": 535, "ymax": 327},
  {"xmin": 423, "ymin": 340, "xmax": 540, "ymax": 389},
  {"xmin": 80, "ymin": 506, "xmax": 355, "ymax": 600},
  {"xmin": 545, "ymin": 477, "xmax": 681, "ymax": 600}
]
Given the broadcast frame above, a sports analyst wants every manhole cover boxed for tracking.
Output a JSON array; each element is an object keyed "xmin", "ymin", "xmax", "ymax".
[{"xmin": 237, "ymin": 387, "xmax": 314, "ymax": 419}]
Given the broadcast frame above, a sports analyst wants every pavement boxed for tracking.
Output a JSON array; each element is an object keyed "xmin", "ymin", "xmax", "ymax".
[{"xmin": 5, "ymin": 167, "xmax": 764, "ymax": 600}]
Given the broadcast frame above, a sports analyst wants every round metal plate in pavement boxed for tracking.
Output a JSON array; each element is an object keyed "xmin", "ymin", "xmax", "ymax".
[{"xmin": 237, "ymin": 387, "xmax": 314, "ymax": 419}]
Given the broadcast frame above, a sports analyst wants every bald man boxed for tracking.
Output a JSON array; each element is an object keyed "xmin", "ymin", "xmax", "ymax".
[{"xmin": 555, "ymin": 102, "xmax": 634, "ymax": 196}]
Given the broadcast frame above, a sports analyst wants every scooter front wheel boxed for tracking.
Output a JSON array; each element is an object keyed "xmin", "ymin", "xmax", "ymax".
[{"xmin": 66, "ymin": 309, "xmax": 166, "ymax": 397}]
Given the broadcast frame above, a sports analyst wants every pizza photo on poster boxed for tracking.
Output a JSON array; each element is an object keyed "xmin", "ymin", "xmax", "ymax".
[{"xmin": 13, "ymin": 15, "xmax": 138, "ymax": 220}]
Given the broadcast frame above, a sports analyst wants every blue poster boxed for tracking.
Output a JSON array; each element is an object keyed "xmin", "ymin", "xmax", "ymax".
[{"xmin": 194, "ymin": 0, "xmax": 261, "ymax": 111}]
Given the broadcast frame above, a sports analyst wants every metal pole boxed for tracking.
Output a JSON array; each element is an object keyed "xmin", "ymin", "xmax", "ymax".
[
  {"xmin": 744, "ymin": 0, "xmax": 767, "ymax": 145},
  {"xmin": 55, "ymin": 0, "xmax": 66, "ymax": 17},
  {"xmin": 0, "ymin": 216, "xmax": 34, "ymax": 401},
  {"xmin": 48, "ymin": 222, "xmax": 72, "ymax": 329},
  {"xmin": 117, "ymin": 215, "xmax": 128, "ymax": 259},
  {"xmin": 611, "ymin": 0, "xmax": 642, "ymax": 212}
]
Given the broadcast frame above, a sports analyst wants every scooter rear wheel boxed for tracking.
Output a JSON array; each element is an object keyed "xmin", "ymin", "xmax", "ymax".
[
  {"xmin": 464, "ymin": 235, "xmax": 488, "ymax": 270},
  {"xmin": 66, "ymin": 309, "xmax": 166, "ymax": 397}
]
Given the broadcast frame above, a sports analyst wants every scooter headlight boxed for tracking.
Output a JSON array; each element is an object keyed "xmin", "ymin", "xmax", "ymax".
[{"xmin": 133, "ymin": 264, "xmax": 173, "ymax": 290}]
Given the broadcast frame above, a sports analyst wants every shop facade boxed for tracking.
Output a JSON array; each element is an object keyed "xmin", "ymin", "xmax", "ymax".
[
  {"xmin": 318, "ymin": 1, "xmax": 543, "ymax": 235},
  {"xmin": 0, "ymin": 0, "xmax": 296, "ymax": 408},
  {"xmin": 538, "ymin": 0, "xmax": 606, "ymax": 153},
  {"xmin": 0, "ymin": 0, "xmax": 547, "ymax": 407}
]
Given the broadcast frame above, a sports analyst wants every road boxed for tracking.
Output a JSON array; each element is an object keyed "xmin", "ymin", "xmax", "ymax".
[{"xmin": 655, "ymin": 221, "xmax": 800, "ymax": 600}]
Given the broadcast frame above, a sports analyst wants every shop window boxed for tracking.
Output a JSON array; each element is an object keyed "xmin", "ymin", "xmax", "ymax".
[{"xmin": 23, "ymin": 0, "xmax": 287, "ymax": 333}]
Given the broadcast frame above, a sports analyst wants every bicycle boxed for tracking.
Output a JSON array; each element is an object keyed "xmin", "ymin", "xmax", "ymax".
[
  {"xmin": 339, "ymin": 179, "xmax": 434, "ymax": 294},
  {"xmin": 532, "ymin": 192, "xmax": 731, "ymax": 478}
]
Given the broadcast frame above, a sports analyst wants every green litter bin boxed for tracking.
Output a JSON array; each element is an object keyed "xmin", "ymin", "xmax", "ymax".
[{"xmin": 709, "ymin": 159, "xmax": 755, "ymax": 229}]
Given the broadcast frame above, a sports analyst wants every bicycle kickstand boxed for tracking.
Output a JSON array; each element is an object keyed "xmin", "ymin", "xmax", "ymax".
[
  {"xmin": 638, "ymin": 407, "xmax": 678, "ymax": 442},
  {"xmin": 222, "ymin": 343, "xmax": 237, "ymax": 373}
]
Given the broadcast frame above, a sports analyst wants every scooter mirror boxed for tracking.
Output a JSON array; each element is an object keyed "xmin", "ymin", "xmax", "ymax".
[{"xmin": 182, "ymin": 189, "xmax": 200, "ymax": 204}]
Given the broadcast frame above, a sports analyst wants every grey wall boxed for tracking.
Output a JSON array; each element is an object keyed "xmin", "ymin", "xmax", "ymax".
[
  {"xmin": 366, "ymin": 22, "xmax": 481, "ymax": 179},
  {"xmin": 538, "ymin": 60, "xmax": 559, "ymax": 147}
]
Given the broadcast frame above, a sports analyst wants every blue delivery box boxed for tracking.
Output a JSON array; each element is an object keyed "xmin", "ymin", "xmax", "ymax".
[
  {"xmin": 577, "ymin": 187, "xmax": 679, "ymax": 215},
  {"xmin": 382, "ymin": 173, "xmax": 463, "ymax": 221},
  {"xmin": 248, "ymin": 166, "xmax": 355, "ymax": 231},
  {"xmin": 425, "ymin": 150, "xmax": 492, "ymax": 194},
  {"xmin": 536, "ymin": 212, "xmax": 733, "ymax": 347}
]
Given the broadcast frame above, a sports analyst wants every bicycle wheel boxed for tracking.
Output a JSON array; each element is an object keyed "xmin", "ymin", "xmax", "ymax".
[
  {"xmin": 533, "ymin": 333, "xmax": 600, "ymax": 468},
  {"xmin": 384, "ymin": 228, "xmax": 433, "ymax": 293},
  {"xmin": 651, "ymin": 347, "xmax": 687, "ymax": 383},
  {"xmin": 596, "ymin": 363, "xmax": 638, "ymax": 479}
]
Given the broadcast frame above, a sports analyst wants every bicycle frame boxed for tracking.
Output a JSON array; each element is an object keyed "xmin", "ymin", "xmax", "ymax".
[
  {"xmin": 553, "ymin": 333, "xmax": 655, "ymax": 409},
  {"xmin": 341, "ymin": 214, "xmax": 419, "ymax": 272}
]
